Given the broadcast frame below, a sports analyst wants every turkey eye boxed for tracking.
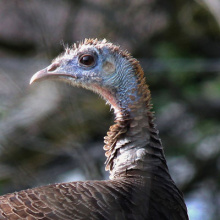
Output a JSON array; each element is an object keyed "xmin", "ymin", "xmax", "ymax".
[{"xmin": 79, "ymin": 54, "xmax": 95, "ymax": 67}]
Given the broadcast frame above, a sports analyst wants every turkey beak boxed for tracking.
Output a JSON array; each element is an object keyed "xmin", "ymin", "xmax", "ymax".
[
  {"xmin": 30, "ymin": 68, "xmax": 49, "ymax": 85},
  {"xmin": 30, "ymin": 62, "xmax": 77, "ymax": 85}
]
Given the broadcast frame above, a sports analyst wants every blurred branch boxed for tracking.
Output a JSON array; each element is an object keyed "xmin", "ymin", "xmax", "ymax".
[
  {"xmin": 141, "ymin": 58, "xmax": 220, "ymax": 73},
  {"xmin": 188, "ymin": 98, "xmax": 220, "ymax": 120},
  {"xmin": 0, "ymin": 37, "xmax": 36, "ymax": 55},
  {"xmin": 196, "ymin": 0, "xmax": 220, "ymax": 28},
  {"xmin": 182, "ymin": 153, "xmax": 220, "ymax": 193}
]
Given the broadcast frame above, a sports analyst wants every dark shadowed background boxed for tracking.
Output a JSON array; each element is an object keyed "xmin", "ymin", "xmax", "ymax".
[{"xmin": 0, "ymin": 1, "xmax": 220, "ymax": 219}]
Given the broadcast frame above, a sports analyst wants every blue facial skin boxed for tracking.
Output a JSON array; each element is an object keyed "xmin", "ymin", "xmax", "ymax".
[{"xmin": 31, "ymin": 43, "xmax": 141, "ymax": 119}]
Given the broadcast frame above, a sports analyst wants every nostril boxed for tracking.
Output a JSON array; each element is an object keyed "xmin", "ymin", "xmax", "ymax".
[{"xmin": 47, "ymin": 63, "xmax": 60, "ymax": 72}]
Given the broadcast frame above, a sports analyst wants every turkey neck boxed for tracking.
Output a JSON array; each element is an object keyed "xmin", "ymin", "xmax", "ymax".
[{"xmin": 103, "ymin": 60, "xmax": 167, "ymax": 180}]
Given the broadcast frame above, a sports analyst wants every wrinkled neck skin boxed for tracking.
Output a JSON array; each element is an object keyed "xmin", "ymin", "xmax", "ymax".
[{"xmin": 103, "ymin": 68, "xmax": 167, "ymax": 180}]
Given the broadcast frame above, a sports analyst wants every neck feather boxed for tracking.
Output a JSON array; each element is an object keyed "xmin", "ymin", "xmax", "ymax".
[{"xmin": 103, "ymin": 61, "xmax": 166, "ymax": 179}]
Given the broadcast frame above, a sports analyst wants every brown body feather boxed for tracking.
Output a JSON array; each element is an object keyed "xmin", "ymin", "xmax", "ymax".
[{"xmin": 0, "ymin": 177, "xmax": 187, "ymax": 220}]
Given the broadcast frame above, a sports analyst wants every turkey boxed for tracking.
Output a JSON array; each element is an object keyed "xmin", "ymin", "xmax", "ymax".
[{"xmin": 0, "ymin": 39, "xmax": 188, "ymax": 220}]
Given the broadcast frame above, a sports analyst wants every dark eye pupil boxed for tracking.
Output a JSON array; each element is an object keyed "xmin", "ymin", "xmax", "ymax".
[{"xmin": 79, "ymin": 55, "xmax": 95, "ymax": 66}]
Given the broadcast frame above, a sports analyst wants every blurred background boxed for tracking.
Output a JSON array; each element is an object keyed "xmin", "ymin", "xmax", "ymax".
[{"xmin": 0, "ymin": 0, "xmax": 220, "ymax": 219}]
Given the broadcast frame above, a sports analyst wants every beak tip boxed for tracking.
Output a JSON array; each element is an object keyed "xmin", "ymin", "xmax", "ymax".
[
  {"xmin": 29, "ymin": 68, "xmax": 47, "ymax": 85},
  {"xmin": 29, "ymin": 74, "xmax": 39, "ymax": 85},
  {"xmin": 29, "ymin": 77, "xmax": 35, "ymax": 85}
]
